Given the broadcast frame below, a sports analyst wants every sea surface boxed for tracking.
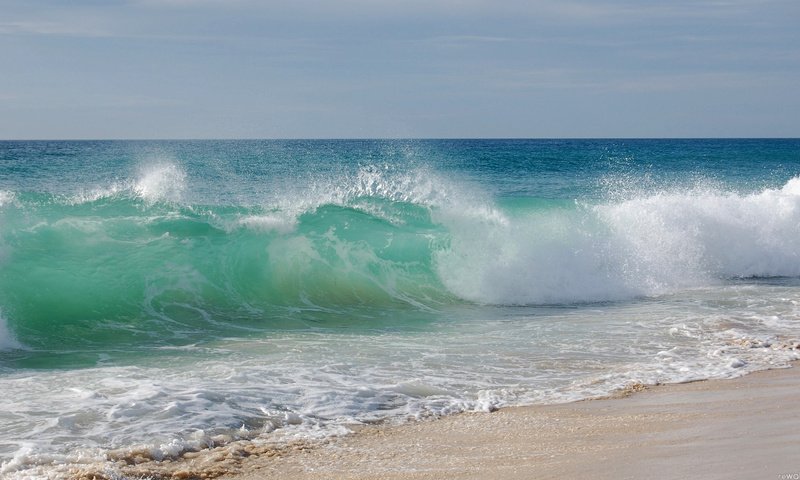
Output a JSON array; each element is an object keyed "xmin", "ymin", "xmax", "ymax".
[{"xmin": 1, "ymin": 139, "xmax": 799, "ymax": 478}]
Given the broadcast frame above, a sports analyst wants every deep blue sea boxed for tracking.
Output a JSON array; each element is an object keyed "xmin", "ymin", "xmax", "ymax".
[{"xmin": 1, "ymin": 139, "xmax": 799, "ymax": 478}]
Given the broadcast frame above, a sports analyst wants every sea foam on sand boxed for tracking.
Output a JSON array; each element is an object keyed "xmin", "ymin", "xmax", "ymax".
[{"xmin": 59, "ymin": 363, "xmax": 800, "ymax": 480}]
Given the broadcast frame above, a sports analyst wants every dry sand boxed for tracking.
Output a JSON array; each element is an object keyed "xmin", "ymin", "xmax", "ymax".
[{"xmin": 221, "ymin": 365, "xmax": 800, "ymax": 480}]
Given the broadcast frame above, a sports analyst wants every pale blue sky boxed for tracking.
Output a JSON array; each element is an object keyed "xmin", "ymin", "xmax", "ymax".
[{"xmin": 1, "ymin": 0, "xmax": 798, "ymax": 139}]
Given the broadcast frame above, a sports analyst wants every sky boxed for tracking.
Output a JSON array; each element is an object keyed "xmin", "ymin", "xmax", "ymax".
[{"xmin": 0, "ymin": 0, "xmax": 798, "ymax": 139}]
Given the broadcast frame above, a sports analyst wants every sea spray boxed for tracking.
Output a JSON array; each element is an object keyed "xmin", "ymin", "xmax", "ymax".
[
  {"xmin": 133, "ymin": 162, "xmax": 187, "ymax": 204},
  {"xmin": 0, "ymin": 311, "xmax": 21, "ymax": 351},
  {"xmin": 0, "ymin": 191, "xmax": 14, "ymax": 207}
]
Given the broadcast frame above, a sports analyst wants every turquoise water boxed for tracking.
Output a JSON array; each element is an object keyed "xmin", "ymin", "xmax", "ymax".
[{"xmin": 1, "ymin": 139, "xmax": 800, "ymax": 478}]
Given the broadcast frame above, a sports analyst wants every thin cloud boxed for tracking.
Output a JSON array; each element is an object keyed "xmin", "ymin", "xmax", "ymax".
[
  {"xmin": 487, "ymin": 68, "xmax": 606, "ymax": 90},
  {"xmin": 0, "ymin": 0, "xmax": 795, "ymax": 138},
  {"xmin": 0, "ymin": 20, "xmax": 110, "ymax": 37},
  {"xmin": 615, "ymin": 71, "xmax": 792, "ymax": 92},
  {"xmin": 427, "ymin": 35, "xmax": 512, "ymax": 44},
  {"xmin": 132, "ymin": 0, "xmax": 252, "ymax": 7}
]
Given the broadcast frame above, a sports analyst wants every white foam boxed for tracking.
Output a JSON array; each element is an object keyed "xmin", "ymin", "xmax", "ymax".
[
  {"xmin": 435, "ymin": 204, "xmax": 640, "ymax": 304},
  {"xmin": 437, "ymin": 177, "xmax": 800, "ymax": 305},
  {"xmin": 602, "ymin": 179, "xmax": 800, "ymax": 278}
]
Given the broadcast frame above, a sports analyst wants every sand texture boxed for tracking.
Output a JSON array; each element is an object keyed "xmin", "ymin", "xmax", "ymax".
[
  {"xmin": 79, "ymin": 366, "xmax": 800, "ymax": 480},
  {"xmin": 222, "ymin": 366, "xmax": 800, "ymax": 480}
]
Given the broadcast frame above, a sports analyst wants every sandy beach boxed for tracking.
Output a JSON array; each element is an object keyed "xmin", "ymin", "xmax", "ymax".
[
  {"xmin": 215, "ymin": 365, "xmax": 797, "ymax": 480},
  {"xmin": 90, "ymin": 363, "xmax": 799, "ymax": 480},
  {"xmin": 216, "ymin": 364, "xmax": 799, "ymax": 480}
]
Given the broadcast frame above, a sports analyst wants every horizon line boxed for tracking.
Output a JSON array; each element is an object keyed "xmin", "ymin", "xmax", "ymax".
[{"xmin": 1, "ymin": 136, "xmax": 798, "ymax": 142}]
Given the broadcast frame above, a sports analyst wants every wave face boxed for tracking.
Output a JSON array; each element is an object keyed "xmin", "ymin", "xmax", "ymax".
[
  {"xmin": 0, "ymin": 196, "xmax": 445, "ymax": 351},
  {"xmin": 1, "ymin": 144, "xmax": 800, "ymax": 352}
]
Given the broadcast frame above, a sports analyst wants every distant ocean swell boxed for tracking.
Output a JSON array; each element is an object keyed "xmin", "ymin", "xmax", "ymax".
[{"xmin": 2, "ymin": 164, "xmax": 800, "ymax": 351}]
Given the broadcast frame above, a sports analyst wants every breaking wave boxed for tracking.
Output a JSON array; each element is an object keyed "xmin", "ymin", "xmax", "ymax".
[{"xmin": 1, "ymin": 163, "xmax": 800, "ymax": 348}]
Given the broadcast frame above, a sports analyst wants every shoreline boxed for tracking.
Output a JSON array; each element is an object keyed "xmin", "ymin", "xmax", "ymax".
[
  {"xmin": 224, "ymin": 364, "xmax": 800, "ymax": 480},
  {"xmin": 89, "ymin": 363, "xmax": 800, "ymax": 480}
]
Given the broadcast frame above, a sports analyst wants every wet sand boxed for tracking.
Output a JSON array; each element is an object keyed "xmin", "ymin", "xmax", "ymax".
[
  {"xmin": 82, "ymin": 365, "xmax": 800, "ymax": 480},
  {"xmin": 222, "ymin": 365, "xmax": 800, "ymax": 480}
]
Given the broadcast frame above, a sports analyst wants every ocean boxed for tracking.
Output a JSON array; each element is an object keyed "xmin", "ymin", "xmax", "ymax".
[{"xmin": 1, "ymin": 139, "xmax": 799, "ymax": 478}]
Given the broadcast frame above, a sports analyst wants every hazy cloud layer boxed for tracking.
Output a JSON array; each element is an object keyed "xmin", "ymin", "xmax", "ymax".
[{"xmin": 0, "ymin": 0, "xmax": 797, "ymax": 138}]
